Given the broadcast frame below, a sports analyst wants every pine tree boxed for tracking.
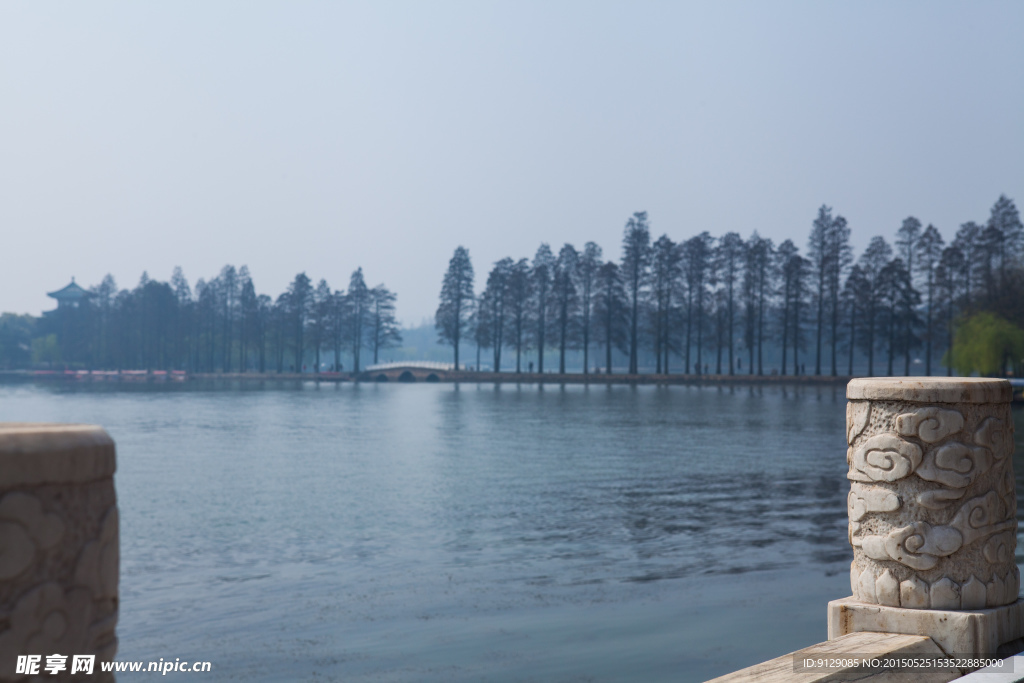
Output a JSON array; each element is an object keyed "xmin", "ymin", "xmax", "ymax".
[
  {"xmin": 808, "ymin": 205, "xmax": 832, "ymax": 375},
  {"xmin": 916, "ymin": 224, "xmax": 944, "ymax": 375},
  {"xmin": 621, "ymin": 212, "xmax": 651, "ymax": 374},
  {"xmin": 953, "ymin": 222, "xmax": 981, "ymax": 311},
  {"xmin": 219, "ymin": 265, "xmax": 239, "ymax": 372},
  {"xmin": 649, "ymin": 235, "xmax": 681, "ymax": 373},
  {"xmin": 682, "ymin": 232, "xmax": 713, "ymax": 374},
  {"xmin": 347, "ymin": 268, "xmax": 370, "ymax": 373},
  {"xmin": 369, "ymin": 285, "xmax": 401, "ymax": 365},
  {"xmin": 857, "ymin": 237, "xmax": 892, "ymax": 377},
  {"xmin": 552, "ymin": 244, "xmax": 580, "ymax": 374},
  {"xmin": 530, "ymin": 244, "xmax": 555, "ymax": 373},
  {"xmin": 287, "ymin": 273, "xmax": 313, "ymax": 372},
  {"xmin": 482, "ymin": 258, "xmax": 512, "ymax": 372},
  {"xmin": 505, "ymin": 258, "xmax": 532, "ymax": 373},
  {"xmin": 842, "ymin": 264, "xmax": 866, "ymax": 376},
  {"xmin": 310, "ymin": 279, "xmax": 332, "ymax": 372},
  {"xmin": 576, "ymin": 243, "xmax": 602, "ymax": 374},
  {"xmin": 987, "ymin": 195, "xmax": 1023, "ymax": 287},
  {"xmin": 435, "ymin": 247, "xmax": 475, "ymax": 369},
  {"xmin": 594, "ymin": 262, "xmax": 628, "ymax": 374},
  {"xmin": 748, "ymin": 234, "xmax": 774, "ymax": 376},
  {"xmin": 827, "ymin": 216, "xmax": 852, "ymax": 376},
  {"xmin": 936, "ymin": 246, "xmax": 964, "ymax": 376},
  {"xmin": 239, "ymin": 268, "xmax": 258, "ymax": 372},
  {"xmin": 776, "ymin": 240, "xmax": 800, "ymax": 375},
  {"xmin": 715, "ymin": 232, "xmax": 744, "ymax": 375}
]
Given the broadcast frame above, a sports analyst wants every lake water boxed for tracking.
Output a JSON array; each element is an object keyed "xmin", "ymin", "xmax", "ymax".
[{"xmin": 1, "ymin": 380, "xmax": 1021, "ymax": 682}]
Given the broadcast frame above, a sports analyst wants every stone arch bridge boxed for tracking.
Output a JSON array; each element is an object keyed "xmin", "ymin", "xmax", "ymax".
[{"xmin": 356, "ymin": 361, "xmax": 459, "ymax": 383}]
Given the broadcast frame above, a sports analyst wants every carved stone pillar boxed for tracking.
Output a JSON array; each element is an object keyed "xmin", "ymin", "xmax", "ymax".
[
  {"xmin": 829, "ymin": 378, "xmax": 1024, "ymax": 661},
  {"xmin": 0, "ymin": 424, "xmax": 118, "ymax": 681}
]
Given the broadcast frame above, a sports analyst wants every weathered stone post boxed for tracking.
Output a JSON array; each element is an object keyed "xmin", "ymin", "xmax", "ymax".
[
  {"xmin": 829, "ymin": 378, "xmax": 1024, "ymax": 658},
  {"xmin": 0, "ymin": 424, "xmax": 118, "ymax": 681}
]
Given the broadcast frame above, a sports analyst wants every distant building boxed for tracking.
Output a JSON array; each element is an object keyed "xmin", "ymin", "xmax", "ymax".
[{"xmin": 44, "ymin": 278, "xmax": 91, "ymax": 317}]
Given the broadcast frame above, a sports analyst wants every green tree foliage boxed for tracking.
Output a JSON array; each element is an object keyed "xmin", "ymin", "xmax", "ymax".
[
  {"xmin": 945, "ymin": 312, "xmax": 1024, "ymax": 377},
  {"xmin": 422, "ymin": 195, "xmax": 1020, "ymax": 377},
  {"xmin": 8, "ymin": 264, "xmax": 397, "ymax": 374},
  {"xmin": 0, "ymin": 314, "xmax": 35, "ymax": 368},
  {"xmin": 31, "ymin": 334, "xmax": 60, "ymax": 366}
]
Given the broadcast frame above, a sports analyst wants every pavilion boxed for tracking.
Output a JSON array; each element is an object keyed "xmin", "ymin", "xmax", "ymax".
[{"xmin": 44, "ymin": 278, "xmax": 91, "ymax": 316}]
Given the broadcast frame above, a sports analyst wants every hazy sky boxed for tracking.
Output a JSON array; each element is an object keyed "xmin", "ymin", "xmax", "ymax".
[{"xmin": 2, "ymin": 2, "xmax": 1022, "ymax": 324}]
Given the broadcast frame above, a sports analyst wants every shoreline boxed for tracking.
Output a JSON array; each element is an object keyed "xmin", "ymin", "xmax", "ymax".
[{"xmin": 0, "ymin": 368, "xmax": 997, "ymax": 386}]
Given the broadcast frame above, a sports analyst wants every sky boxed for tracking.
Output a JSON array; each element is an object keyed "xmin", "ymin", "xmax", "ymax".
[{"xmin": 1, "ymin": 1, "xmax": 1022, "ymax": 325}]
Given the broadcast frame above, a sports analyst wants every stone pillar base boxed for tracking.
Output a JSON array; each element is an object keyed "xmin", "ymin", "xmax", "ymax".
[{"xmin": 828, "ymin": 596, "xmax": 1024, "ymax": 663}]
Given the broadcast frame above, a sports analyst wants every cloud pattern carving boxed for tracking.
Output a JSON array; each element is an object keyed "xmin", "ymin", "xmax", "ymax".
[{"xmin": 849, "ymin": 434, "xmax": 922, "ymax": 482}]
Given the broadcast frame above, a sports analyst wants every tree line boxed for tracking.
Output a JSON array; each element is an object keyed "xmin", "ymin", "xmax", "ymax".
[
  {"xmin": 435, "ymin": 195, "xmax": 1024, "ymax": 377},
  {"xmin": 1, "ymin": 266, "xmax": 402, "ymax": 373}
]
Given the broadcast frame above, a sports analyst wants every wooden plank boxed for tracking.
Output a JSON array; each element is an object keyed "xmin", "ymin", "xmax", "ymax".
[{"xmin": 706, "ymin": 631, "xmax": 961, "ymax": 682}]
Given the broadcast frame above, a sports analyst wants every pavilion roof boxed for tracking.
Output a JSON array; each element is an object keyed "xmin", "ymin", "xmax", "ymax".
[{"xmin": 47, "ymin": 279, "xmax": 91, "ymax": 300}]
